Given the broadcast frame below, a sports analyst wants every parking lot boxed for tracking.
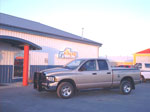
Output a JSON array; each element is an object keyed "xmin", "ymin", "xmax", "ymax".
[{"xmin": 0, "ymin": 82, "xmax": 150, "ymax": 112}]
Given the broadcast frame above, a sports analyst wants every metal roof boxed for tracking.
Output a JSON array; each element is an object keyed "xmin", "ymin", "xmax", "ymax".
[
  {"xmin": 0, "ymin": 13, "xmax": 102, "ymax": 46},
  {"xmin": 0, "ymin": 35, "xmax": 42, "ymax": 50},
  {"xmin": 136, "ymin": 48, "xmax": 150, "ymax": 54}
]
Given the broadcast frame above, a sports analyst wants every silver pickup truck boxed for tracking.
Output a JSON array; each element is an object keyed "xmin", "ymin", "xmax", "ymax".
[{"xmin": 33, "ymin": 58, "xmax": 141, "ymax": 99}]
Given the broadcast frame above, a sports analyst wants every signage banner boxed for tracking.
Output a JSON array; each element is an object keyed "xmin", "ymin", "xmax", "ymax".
[{"xmin": 58, "ymin": 48, "xmax": 78, "ymax": 59}]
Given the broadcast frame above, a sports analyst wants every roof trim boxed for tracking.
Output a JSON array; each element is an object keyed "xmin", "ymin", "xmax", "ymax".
[
  {"xmin": 0, "ymin": 35, "xmax": 42, "ymax": 50},
  {"xmin": 0, "ymin": 24, "xmax": 102, "ymax": 46},
  {"xmin": 136, "ymin": 48, "xmax": 150, "ymax": 54},
  {"xmin": 0, "ymin": 13, "xmax": 102, "ymax": 47}
]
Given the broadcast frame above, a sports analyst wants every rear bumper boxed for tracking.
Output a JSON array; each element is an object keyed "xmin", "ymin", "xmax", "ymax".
[
  {"xmin": 33, "ymin": 72, "xmax": 58, "ymax": 92},
  {"xmin": 134, "ymin": 80, "xmax": 141, "ymax": 84}
]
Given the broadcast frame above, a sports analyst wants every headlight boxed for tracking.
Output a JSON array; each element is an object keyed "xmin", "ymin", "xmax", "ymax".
[{"xmin": 46, "ymin": 76, "xmax": 55, "ymax": 82}]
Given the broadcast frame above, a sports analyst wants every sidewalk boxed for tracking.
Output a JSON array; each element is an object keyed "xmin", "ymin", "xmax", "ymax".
[{"xmin": 0, "ymin": 82, "xmax": 32, "ymax": 89}]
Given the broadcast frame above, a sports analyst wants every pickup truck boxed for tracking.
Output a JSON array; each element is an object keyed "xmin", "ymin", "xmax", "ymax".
[
  {"xmin": 33, "ymin": 58, "xmax": 141, "ymax": 99},
  {"xmin": 135, "ymin": 63, "xmax": 150, "ymax": 82}
]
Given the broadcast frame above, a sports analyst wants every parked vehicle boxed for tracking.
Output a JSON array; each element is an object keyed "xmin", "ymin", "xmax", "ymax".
[
  {"xmin": 135, "ymin": 63, "xmax": 150, "ymax": 82},
  {"xmin": 117, "ymin": 65, "xmax": 133, "ymax": 68},
  {"xmin": 34, "ymin": 58, "xmax": 141, "ymax": 99}
]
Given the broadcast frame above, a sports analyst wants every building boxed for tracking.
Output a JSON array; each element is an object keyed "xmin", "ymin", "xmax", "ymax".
[
  {"xmin": 103, "ymin": 56, "xmax": 133, "ymax": 66},
  {"xmin": 0, "ymin": 13, "xmax": 102, "ymax": 84},
  {"xmin": 133, "ymin": 48, "xmax": 150, "ymax": 65}
]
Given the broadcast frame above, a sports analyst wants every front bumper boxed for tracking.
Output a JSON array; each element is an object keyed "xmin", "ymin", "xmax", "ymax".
[
  {"xmin": 41, "ymin": 82, "xmax": 58, "ymax": 91},
  {"xmin": 33, "ymin": 72, "xmax": 58, "ymax": 92}
]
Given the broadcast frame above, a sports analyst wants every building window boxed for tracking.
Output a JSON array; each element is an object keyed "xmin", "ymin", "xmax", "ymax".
[{"xmin": 14, "ymin": 57, "xmax": 23, "ymax": 78}]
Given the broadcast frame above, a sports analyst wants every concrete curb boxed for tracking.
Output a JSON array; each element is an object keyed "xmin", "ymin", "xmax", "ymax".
[{"xmin": 0, "ymin": 82, "xmax": 32, "ymax": 89}]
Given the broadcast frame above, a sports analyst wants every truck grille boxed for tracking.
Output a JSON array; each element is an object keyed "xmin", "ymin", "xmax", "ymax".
[{"xmin": 33, "ymin": 72, "xmax": 46, "ymax": 91}]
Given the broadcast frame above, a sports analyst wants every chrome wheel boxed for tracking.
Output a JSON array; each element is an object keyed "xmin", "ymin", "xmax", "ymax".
[
  {"xmin": 120, "ymin": 80, "xmax": 132, "ymax": 95},
  {"xmin": 123, "ymin": 84, "xmax": 131, "ymax": 93},
  {"xmin": 61, "ymin": 86, "xmax": 72, "ymax": 97},
  {"xmin": 57, "ymin": 82, "xmax": 74, "ymax": 99}
]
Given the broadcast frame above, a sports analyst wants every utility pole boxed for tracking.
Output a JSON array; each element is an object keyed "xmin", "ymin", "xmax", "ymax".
[{"xmin": 81, "ymin": 27, "xmax": 84, "ymax": 38}]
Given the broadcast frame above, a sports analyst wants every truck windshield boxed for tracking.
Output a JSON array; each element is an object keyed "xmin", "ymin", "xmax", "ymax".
[{"xmin": 65, "ymin": 59, "xmax": 85, "ymax": 70}]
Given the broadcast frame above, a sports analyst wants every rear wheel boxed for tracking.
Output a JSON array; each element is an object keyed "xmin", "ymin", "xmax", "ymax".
[
  {"xmin": 57, "ymin": 82, "xmax": 74, "ymax": 99},
  {"xmin": 141, "ymin": 75, "xmax": 146, "ymax": 83},
  {"xmin": 120, "ymin": 80, "xmax": 132, "ymax": 95}
]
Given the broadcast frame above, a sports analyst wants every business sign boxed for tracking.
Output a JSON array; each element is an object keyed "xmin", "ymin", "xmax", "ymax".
[
  {"xmin": 58, "ymin": 48, "xmax": 78, "ymax": 59},
  {"xmin": 14, "ymin": 52, "xmax": 24, "ymax": 59}
]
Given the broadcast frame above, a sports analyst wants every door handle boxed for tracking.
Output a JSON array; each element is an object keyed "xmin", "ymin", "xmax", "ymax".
[
  {"xmin": 92, "ymin": 73, "xmax": 97, "ymax": 75},
  {"xmin": 107, "ymin": 72, "xmax": 111, "ymax": 74}
]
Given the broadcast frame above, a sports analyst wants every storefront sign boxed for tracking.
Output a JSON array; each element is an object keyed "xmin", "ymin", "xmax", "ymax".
[
  {"xmin": 14, "ymin": 52, "xmax": 24, "ymax": 59},
  {"xmin": 58, "ymin": 48, "xmax": 78, "ymax": 59}
]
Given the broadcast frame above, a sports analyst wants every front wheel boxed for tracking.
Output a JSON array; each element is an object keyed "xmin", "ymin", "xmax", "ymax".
[
  {"xmin": 120, "ymin": 80, "xmax": 132, "ymax": 95},
  {"xmin": 141, "ymin": 75, "xmax": 146, "ymax": 83},
  {"xmin": 57, "ymin": 82, "xmax": 74, "ymax": 99}
]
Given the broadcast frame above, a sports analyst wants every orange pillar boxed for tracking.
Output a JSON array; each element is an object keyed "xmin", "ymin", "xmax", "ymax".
[{"xmin": 23, "ymin": 45, "xmax": 29, "ymax": 86}]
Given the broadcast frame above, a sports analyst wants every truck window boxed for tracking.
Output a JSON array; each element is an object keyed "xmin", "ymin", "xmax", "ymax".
[
  {"xmin": 135, "ymin": 63, "xmax": 142, "ymax": 69},
  {"xmin": 98, "ymin": 60, "xmax": 108, "ymax": 70},
  {"xmin": 145, "ymin": 63, "xmax": 150, "ymax": 68},
  {"xmin": 79, "ymin": 60, "xmax": 96, "ymax": 71},
  {"xmin": 65, "ymin": 59, "xmax": 85, "ymax": 69}
]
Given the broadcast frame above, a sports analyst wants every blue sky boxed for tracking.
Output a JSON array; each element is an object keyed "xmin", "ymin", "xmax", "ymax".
[{"xmin": 0, "ymin": 0, "xmax": 150, "ymax": 56}]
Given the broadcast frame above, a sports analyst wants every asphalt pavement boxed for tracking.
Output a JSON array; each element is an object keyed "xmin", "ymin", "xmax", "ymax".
[{"xmin": 0, "ymin": 82, "xmax": 150, "ymax": 112}]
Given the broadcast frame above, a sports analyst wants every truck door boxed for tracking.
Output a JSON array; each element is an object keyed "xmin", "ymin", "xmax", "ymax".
[
  {"xmin": 76, "ymin": 60, "xmax": 99, "ymax": 89},
  {"xmin": 95, "ymin": 59, "xmax": 112, "ymax": 88}
]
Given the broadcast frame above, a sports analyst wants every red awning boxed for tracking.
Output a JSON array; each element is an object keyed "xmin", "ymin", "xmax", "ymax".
[
  {"xmin": 136, "ymin": 48, "xmax": 150, "ymax": 54},
  {"xmin": 0, "ymin": 35, "xmax": 42, "ymax": 50}
]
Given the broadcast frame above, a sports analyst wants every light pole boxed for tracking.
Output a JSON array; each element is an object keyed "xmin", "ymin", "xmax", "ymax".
[{"xmin": 81, "ymin": 27, "xmax": 84, "ymax": 38}]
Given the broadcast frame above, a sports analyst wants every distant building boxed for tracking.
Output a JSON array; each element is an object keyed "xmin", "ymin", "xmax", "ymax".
[
  {"xmin": 133, "ymin": 48, "xmax": 150, "ymax": 65},
  {"xmin": 103, "ymin": 56, "xmax": 133, "ymax": 66},
  {"xmin": 0, "ymin": 13, "xmax": 102, "ymax": 83}
]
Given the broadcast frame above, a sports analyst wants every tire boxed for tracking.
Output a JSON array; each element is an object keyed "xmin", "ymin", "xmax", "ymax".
[
  {"xmin": 141, "ymin": 75, "xmax": 146, "ymax": 83},
  {"xmin": 120, "ymin": 80, "xmax": 132, "ymax": 95},
  {"xmin": 57, "ymin": 82, "xmax": 74, "ymax": 99}
]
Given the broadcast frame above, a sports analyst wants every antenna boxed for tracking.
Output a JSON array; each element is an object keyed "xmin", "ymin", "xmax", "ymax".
[{"xmin": 81, "ymin": 27, "xmax": 84, "ymax": 38}]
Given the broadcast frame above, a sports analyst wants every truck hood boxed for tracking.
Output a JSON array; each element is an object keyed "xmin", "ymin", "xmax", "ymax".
[{"xmin": 41, "ymin": 67, "xmax": 72, "ymax": 76}]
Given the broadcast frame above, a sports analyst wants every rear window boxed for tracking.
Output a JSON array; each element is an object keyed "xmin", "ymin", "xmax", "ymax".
[
  {"xmin": 98, "ymin": 60, "xmax": 108, "ymax": 70},
  {"xmin": 145, "ymin": 63, "xmax": 150, "ymax": 68},
  {"xmin": 135, "ymin": 63, "xmax": 142, "ymax": 69}
]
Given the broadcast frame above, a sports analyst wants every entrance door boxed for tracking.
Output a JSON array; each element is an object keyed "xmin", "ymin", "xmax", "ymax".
[{"xmin": 14, "ymin": 57, "xmax": 23, "ymax": 78}]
